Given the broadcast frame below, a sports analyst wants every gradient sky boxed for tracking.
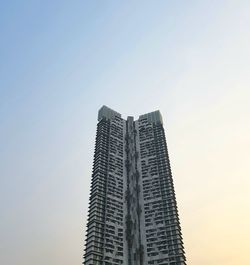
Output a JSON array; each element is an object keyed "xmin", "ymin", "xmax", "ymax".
[{"xmin": 1, "ymin": 1, "xmax": 250, "ymax": 265}]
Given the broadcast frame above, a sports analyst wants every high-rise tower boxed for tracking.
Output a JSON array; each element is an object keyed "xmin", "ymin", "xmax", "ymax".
[{"xmin": 83, "ymin": 106, "xmax": 186, "ymax": 265}]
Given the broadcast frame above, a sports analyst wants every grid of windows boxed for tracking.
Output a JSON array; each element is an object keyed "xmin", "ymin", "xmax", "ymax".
[
  {"xmin": 138, "ymin": 119, "xmax": 186, "ymax": 265},
  {"xmin": 84, "ymin": 115, "xmax": 125, "ymax": 265}
]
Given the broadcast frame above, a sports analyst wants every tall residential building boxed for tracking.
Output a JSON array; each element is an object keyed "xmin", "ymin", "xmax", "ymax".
[{"xmin": 83, "ymin": 106, "xmax": 186, "ymax": 265}]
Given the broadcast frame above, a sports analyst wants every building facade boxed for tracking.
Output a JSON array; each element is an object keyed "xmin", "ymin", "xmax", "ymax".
[{"xmin": 83, "ymin": 106, "xmax": 186, "ymax": 265}]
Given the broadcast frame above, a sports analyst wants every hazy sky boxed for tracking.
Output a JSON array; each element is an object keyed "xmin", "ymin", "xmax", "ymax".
[{"xmin": 1, "ymin": 1, "xmax": 250, "ymax": 265}]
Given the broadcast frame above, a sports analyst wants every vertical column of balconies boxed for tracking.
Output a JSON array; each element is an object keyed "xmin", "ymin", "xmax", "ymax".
[
  {"xmin": 152, "ymin": 123, "xmax": 186, "ymax": 265},
  {"xmin": 125, "ymin": 117, "xmax": 144, "ymax": 265},
  {"xmin": 133, "ymin": 121, "xmax": 145, "ymax": 265},
  {"xmin": 84, "ymin": 118, "xmax": 110, "ymax": 265},
  {"xmin": 102, "ymin": 116, "xmax": 124, "ymax": 265},
  {"xmin": 125, "ymin": 117, "xmax": 133, "ymax": 265},
  {"xmin": 138, "ymin": 118, "xmax": 161, "ymax": 265}
]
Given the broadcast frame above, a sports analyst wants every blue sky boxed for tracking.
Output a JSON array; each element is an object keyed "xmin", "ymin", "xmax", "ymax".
[{"xmin": 1, "ymin": 1, "xmax": 250, "ymax": 265}]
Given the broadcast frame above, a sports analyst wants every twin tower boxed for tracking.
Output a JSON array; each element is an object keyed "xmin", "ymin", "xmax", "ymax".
[{"xmin": 83, "ymin": 106, "xmax": 186, "ymax": 265}]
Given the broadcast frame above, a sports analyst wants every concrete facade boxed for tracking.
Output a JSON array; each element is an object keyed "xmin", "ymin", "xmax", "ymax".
[{"xmin": 83, "ymin": 106, "xmax": 186, "ymax": 265}]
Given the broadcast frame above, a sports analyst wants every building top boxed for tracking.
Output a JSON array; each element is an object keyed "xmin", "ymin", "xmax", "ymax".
[
  {"xmin": 139, "ymin": 110, "xmax": 163, "ymax": 124},
  {"xmin": 98, "ymin": 105, "xmax": 163, "ymax": 124},
  {"xmin": 98, "ymin": 105, "xmax": 121, "ymax": 121}
]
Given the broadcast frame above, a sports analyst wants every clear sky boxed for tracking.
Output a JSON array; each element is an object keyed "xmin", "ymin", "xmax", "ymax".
[{"xmin": 1, "ymin": 1, "xmax": 250, "ymax": 265}]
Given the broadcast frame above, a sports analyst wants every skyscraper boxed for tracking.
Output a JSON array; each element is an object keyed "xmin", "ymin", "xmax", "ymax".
[{"xmin": 83, "ymin": 106, "xmax": 186, "ymax": 265}]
